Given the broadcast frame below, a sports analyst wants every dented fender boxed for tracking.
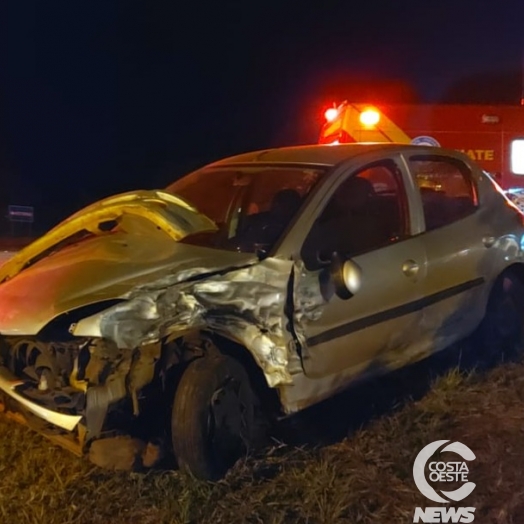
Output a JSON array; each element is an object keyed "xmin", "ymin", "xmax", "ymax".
[{"xmin": 74, "ymin": 258, "xmax": 305, "ymax": 387}]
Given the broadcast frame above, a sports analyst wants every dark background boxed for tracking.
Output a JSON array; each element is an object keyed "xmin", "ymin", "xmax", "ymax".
[{"xmin": 1, "ymin": 1, "xmax": 524, "ymax": 233}]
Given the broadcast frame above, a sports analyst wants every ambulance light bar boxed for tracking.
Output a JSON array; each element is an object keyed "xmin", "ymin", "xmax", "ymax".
[{"xmin": 359, "ymin": 108, "xmax": 380, "ymax": 126}]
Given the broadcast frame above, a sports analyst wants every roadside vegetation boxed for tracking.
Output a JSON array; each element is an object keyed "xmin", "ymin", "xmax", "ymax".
[{"xmin": 2, "ymin": 355, "xmax": 524, "ymax": 524}]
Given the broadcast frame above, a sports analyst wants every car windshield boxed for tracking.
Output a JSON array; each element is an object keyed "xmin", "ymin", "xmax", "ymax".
[{"xmin": 165, "ymin": 164, "xmax": 327, "ymax": 254}]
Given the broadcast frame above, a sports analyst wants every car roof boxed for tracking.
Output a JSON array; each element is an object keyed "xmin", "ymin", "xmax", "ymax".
[{"xmin": 209, "ymin": 143, "xmax": 427, "ymax": 168}]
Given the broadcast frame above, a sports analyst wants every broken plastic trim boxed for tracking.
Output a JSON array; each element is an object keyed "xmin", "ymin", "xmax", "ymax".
[{"xmin": 0, "ymin": 366, "xmax": 82, "ymax": 431}]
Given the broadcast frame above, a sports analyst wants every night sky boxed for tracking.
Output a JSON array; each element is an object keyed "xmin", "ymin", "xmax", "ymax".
[{"xmin": 2, "ymin": 1, "xmax": 524, "ymax": 232}]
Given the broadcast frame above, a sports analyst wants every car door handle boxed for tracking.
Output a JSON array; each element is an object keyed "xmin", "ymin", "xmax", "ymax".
[
  {"xmin": 402, "ymin": 260, "xmax": 419, "ymax": 277},
  {"xmin": 482, "ymin": 236, "xmax": 496, "ymax": 248}
]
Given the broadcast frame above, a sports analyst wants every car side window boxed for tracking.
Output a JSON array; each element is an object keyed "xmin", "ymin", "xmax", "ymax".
[
  {"xmin": 408, "ymin": 155, "xmax": 478, "ymax": 231},
  {"xmin": 301, "ymin": 159, "xmax": 409, "ymax": 270}
]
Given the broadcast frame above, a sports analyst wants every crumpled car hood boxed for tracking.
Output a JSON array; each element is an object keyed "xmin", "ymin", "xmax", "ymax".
[
  {"xmin": 0, "ymin": 189, "xmax": 219, "ymax": 284},
  {"xmin": 0, "ymin": 189, "xmax": 326, "ymax": 387},
  {"xmin": 0, "ymin": 190, "xmax": 255, "ymax": 335}
]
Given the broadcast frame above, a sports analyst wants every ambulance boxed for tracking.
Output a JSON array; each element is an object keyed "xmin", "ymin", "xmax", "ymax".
[{"xmin": 319, "ymin": 102, "xmax": 524, "ymax": 204}]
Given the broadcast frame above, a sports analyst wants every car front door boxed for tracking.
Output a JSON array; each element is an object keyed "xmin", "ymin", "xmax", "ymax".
[{"xmin": 298, "ymin": 155, "xmax": 429, "ymax": 379}]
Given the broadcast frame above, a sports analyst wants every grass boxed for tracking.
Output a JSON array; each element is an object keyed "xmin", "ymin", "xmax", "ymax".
[{"xmin": 2, "ymin": 360, "xmax": 524, "ymax": 523}]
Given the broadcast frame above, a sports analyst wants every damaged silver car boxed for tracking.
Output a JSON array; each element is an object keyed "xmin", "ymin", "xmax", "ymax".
[{"xmin": 1, "ymin": 143, "xmax": 524, "ymax": 479}]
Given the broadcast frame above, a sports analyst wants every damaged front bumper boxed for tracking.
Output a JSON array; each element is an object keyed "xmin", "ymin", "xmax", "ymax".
[
  {"xmin": 0, "ymin": 336, "xmax": 162, "ymax": 446},
  {"xmin": 0, "ymin": 365, "xmax": 82, "ymax": 431}
]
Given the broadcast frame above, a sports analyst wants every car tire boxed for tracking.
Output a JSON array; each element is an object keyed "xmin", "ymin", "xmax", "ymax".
[
  {"xmin": 171, "ymin": 354, "xmax": 257, "ymax": 480},
  {"xmin": 474, "ymin": 270, "xmax": 524, "ymax": 367}
]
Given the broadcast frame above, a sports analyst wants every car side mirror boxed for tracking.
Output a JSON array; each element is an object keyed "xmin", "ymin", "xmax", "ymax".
[{"xmin": 329, "ymin": 253, "xmax": 362, "ymax": 300}]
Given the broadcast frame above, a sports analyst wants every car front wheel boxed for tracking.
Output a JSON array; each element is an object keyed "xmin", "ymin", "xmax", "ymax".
[{"xmin": 171, "ymin": 354, "xmax": 257, "ymax": 480}]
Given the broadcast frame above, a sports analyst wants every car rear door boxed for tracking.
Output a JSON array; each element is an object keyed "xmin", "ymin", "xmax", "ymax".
[
  {"xmin": 297, "ymin": 154, "xmax": 429, "ymax": 378},
  {"xmin": 403, "ymin": 153, "xmax": 488, "ymax": 350}
]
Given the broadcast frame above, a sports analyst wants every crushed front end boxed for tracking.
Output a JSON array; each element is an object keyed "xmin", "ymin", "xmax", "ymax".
[{"xmin": 0, "ymin": 335, "xmax": 166, "ymax": 460}]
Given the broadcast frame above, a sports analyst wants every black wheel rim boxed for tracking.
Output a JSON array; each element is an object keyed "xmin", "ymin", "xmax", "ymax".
[{"xmin": 206, "ymin": 376, "xmax": 252, "ymax": 474}]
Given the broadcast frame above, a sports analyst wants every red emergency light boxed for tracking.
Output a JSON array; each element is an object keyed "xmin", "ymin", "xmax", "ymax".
[{"xmin": 325, "ymin": 107, "xmax": 339, "ymax": 122}]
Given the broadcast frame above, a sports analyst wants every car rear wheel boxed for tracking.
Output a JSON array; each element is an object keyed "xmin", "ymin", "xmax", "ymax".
[
  {"xmin": 474, "ymin": 271, "xmax": 524, "ymax": 367},
  {"xmin": 171, "ymin": 354, "xmax": 257, "ymax": 480}
]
